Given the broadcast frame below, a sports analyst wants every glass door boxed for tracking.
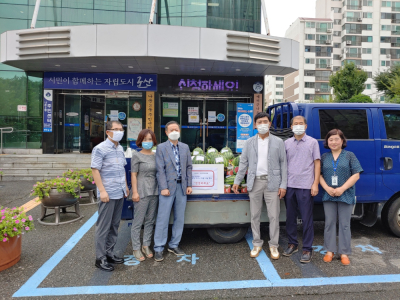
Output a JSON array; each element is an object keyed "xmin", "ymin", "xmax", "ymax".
[
  {"xmin": 181, "ymin": 100, "xmax": 203, "ymax": 151},
  {"xmin": 64, "ymin": 95, "xmax": 81, "ymax": 152},
  {"xmin": 105, "ymin": 97, "xmax": 128, "ymax": 149},
  {"xmin": 204, "ymin": 100, "xmax": 228, "ymax": 151}
]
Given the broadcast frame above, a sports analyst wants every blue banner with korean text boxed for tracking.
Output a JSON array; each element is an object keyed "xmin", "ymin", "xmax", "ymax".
[
  {"xmin": 236, "ymin": 103, "xmax": 254, "ymax": 153},
  {"xmin": 43, "ymin": 89, "xmax": 53, "ymax": 133},
  {"xmin": 44, "ymin": 72, "xmax": 157, "ymax": 91}
]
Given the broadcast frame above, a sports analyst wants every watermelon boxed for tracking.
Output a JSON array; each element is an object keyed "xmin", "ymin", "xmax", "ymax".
[
  {"xmin": 232, "ymin": 155, "xmax": 241, "ymax": 166},
  {"xmin": 192, "ymin": 154, "xmax": 207, "ymax": 164},
  {"xmin": 221, "ymin": 151, "xmax": 234, "ymax": 161},
  {"xmin": 209, "ymin": 154, "xmax": 228, "ymax": 167},
  {"xmin": 224, "ymin": 175, "xmax": 236, "ymax": 185},
  {"xmin": 192, "ymin": 147, "xmax": 203, "ymax": 156},
  {"xmin": 206, "ymin": 146, "xmax": 218, "ymax": 155},
  {"xmin": 233, "ymin": 166, "xmax": 239, "ymax": 174},
  {"xmin": 220, "ymin": 146, "xmax": 232, "ymax": 154}
]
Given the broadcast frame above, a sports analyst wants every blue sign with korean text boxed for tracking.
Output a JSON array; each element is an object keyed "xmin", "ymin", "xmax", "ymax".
[
  {"xmin": 236, "ymin": 103, "xmax": 254, "ymax": 153},
  {"xmin": 43, "ymin": 90, "xmax": 53, "ymax": 133},
  {"xmin": 44, "ymin": 72, "xmax": 157, "ymax": 91}
]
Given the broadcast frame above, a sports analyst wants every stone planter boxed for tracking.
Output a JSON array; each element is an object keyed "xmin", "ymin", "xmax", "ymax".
[
  {"xmin": 0, "ymin": 235, "xmax": 21, "ymax": 272},
  {"xmin": 41, "ymin": 188, "xmax": 79, "ymax": 207},
  {"xmin": 80, "ymin": 176, "xmax": 96, "ymax": 191}
]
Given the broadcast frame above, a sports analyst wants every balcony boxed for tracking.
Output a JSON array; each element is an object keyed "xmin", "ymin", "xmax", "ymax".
[
  {"xmin": 316, "ymin": 28, "xmax": 328, "ymax": 32},
  {"xmin": 392, "ymin": 43, "xmax": 400, "ymax": 47},
  {"xmin": 346, "ymin": 5, "xmax": 362, "ymax": 10},
  {"xmin": 315, "ymin": 52, "xmax": 332, "ymax": 57},
  {"xmin": 391, "ymin": 19, "xmax": 400, "ymax": 24},
  {"xmin": 315, "ymin": 88, "xmax": 331, "ymax": 93},
  {"xmin": 316, "ymin": 64, "xmax": 331, "ymax": 69},
  {"xmin": 315, "ymin": 77, "xmax": 330, "ymax": 81},
  {"xmin": 316, "ymin": 40, "xmax": 331, "ymax": 45},
  {"xmin": 392, "ymin": 7, "xmax": 400, "ymax": 12},
  {"xmin": 345, "ymin": 17, "xmax": 362, "ymax": 22},
  {"xmin": 346, "ymin": 53, "xmax": 362, "ymax": 58},
  {"xmin": 346, "ymin": 29, "xmax": 362, "ymax": 34},
  {"xmin": 392, "ymin": 31, "xmax": 400, "ymax": 35}
]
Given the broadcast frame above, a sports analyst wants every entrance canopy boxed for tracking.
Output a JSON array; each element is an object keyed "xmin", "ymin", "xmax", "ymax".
[{"xmin": 1, "ymin": 24, "xmax": 298, "ymax": 76}]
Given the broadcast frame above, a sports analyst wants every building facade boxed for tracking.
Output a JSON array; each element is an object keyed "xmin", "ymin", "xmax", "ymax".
[
  {"xmin": 0, "ymin": 0, "xmax": 297, "ymax": 154},
  {"xmin": 316, "ymin": 0, "xmax": 378, "ymax": 100},
  {"xmin": 264, "ymin": 75, "xmax": 284, "ymax": 107}
]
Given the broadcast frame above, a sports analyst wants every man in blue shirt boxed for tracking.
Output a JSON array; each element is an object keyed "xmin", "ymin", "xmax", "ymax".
[{"xmin": 91, "ymin": 120, "xmax": 129, "ymax": 272}]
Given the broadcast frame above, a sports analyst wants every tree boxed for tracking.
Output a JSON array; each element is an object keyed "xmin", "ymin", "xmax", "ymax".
[
  {"xmin": 373, "ymin": 64, "xmax": 400, "ymax": 98},
  {"xmin": 329, "ymin": 62, "xmax": 368, "ymax": 102},
  {"xmin": 311, "ymin": 95, "xmax": 335, "ymax": 103},
  {"xmin": 348, "ymin": 94, "xmax": 373, "ymax": 103}
]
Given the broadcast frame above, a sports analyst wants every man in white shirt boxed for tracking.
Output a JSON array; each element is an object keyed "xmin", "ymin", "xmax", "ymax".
[{"xmin": 233, "ymin": 112, "xmax": 287, "ymax": 259}]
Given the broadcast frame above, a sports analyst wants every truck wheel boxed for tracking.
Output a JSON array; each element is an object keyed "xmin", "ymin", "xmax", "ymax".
[
  {"xmin": 206, "ymin": 227, "xmax": 248, "ymax": 244},
  {"xmin": 382, "ymin": 197, "xmax": 400, "ymax": 237}
]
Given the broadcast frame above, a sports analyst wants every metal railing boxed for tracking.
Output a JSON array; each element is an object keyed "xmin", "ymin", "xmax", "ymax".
[
  {"xmin": 346, "ymin": 5, "xmax": 362, "ymax": 10},
  {"xmin": 315, "ymin": 76, "xmax": 330, "ymax": 81},
  {"xmin": 0, "ymin": 127, "xmax": 13, "ymax": 154}
]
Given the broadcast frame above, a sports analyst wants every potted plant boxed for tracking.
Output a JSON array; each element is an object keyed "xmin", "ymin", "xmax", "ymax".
[
  {"xmin": 63, "ymin": 169, "xmax": 95, "ymax": 191},
  {"xmin": 31, "ymin": 177, "xmax": 83, "ymax": 207},
  {"xmin": 0, "ymin": 206, "xmax": 34, "ymax": 271}
]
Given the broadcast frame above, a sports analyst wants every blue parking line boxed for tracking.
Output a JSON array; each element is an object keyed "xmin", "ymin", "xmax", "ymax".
[
  {"xmin": 13, "ymin": 210, "xmax": 400, "ymax": 298},
  {"xmin": 244, "ymin": 231, "xmax": 281, "ymax": 283}
]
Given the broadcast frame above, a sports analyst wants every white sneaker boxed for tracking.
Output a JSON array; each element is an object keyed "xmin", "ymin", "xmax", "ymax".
[
  {"xmin": 250, "ymin": 246, "xmax": 262, "ymax": 258},
  {"xmin": 270, "ymin": 247, "xmax": 280, "ymax": 260}
]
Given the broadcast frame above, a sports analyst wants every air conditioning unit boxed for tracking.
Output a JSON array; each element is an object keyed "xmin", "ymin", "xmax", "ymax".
[
  {"xmin": 387, "ymin": 54, "xmax": 392, "ymax": 59},
  {"xmin": 327, "ymin": 29, "xmax": 332, "ymax": 33},
  {"xmin": 357, "ymin": 17, "xmax": 362, "ymax": 21},
  {"xmin": 346, "ymin": 40, "xmax": 352, "ymax": 45},
  {"xmin": 325, "ymin": 40, "xmax": 332, "ymax": 44},
  {"xmin": 339, "ymin": 54, "xmax": 343, "ymax": 59}
]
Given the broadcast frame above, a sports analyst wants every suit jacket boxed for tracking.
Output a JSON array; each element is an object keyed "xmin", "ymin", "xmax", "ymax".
[
  {"xmin": 156, "ymin": 140, "xmax": 193, "ymax": 196},
  {"xmin": 234, "ymin": 134, "xmax": 287, "ymax": 192}
]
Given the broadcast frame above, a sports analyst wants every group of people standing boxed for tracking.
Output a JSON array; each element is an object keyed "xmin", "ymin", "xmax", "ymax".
[
  {"xmin": 91, "ymin": 112, "xmax": 362, "ymax": 272},
  {"xmin": 91, "ymin": 120, "xmax": 191, "ymax": 272},
  {"xmin": 232, "ymin": 112, "xmax": 363, "ymax": 266}
]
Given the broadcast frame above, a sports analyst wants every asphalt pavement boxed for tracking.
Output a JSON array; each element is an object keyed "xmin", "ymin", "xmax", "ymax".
[{"xmin": 1, "ymin": 180, "xmax": 400, "ymax": 300}]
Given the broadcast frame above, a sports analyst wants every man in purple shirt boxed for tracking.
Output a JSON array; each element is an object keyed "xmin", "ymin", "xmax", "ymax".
[{"xmin": 283, "ymin": 116, "xmax": 321, "ymax": 263}]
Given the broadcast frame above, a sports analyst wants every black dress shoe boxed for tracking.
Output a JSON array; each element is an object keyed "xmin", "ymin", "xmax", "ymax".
[
  {"xmin": 168, "ymin": 246, "xmax": 185, "ymax": 256},
  {"xmin": 154, "ymin": 251, "xmax": 164, "ymax": 262},
  {"xmin": 107, "ymin": 255, "xmax": 124, "ymax": 264},
  {"xmin": 282, "ymin": 244, "xmax": 298, "ymax": 257},
  {"xmin": 95, "ymin": 257, "xmax": 114, "ymax": 272},
  {"xmin": 300, "ymin": 250, "xmax": 313, "ymax": 263}
]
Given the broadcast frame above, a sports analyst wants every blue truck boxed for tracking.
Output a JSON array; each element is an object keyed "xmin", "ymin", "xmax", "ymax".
[{"xmin": 122, "ymin": 102, "xmax": 400, "ymax": 243}]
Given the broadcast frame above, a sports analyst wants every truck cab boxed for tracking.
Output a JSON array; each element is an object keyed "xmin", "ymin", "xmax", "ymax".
[{"xmin": 267, "ymin": 102, "xmax": 400, "ymax": 238}]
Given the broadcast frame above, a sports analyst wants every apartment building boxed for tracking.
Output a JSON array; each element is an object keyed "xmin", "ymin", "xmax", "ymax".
[
  {"xmin": 264, "ymin": 76, "xmax": 284, "ymax": 107},
  {"xmin": 316, "ymin": 0, "xmax": 383, "ymax": 100},
  {"xmin": 265, "ymin": 0, "xmax": 387, "ymax": 105},
  {"xmin": 280, "ymin": 17, "xmax": 334, "ymax": 103}
]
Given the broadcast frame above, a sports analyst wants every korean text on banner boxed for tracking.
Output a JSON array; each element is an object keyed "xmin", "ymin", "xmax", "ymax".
[
  {"xmin": 253, "ymin": 94, "xmax": 262, "ymax": 128},
  {"xmin": 146, "ymin": 92, "xmax": 155, "ymax": 131},
  {"xmin": 43, "ymin": 90, "xmax": 53, "ymax": 133},
  {"xmin": 236, "ymin": 103, "xmax": 254, "ymax": 153}
]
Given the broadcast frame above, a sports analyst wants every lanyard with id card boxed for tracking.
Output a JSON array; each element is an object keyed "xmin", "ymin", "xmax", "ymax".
[{"xmin": 332, "ymin": 158, "xmax": 339, "ymax": 186}]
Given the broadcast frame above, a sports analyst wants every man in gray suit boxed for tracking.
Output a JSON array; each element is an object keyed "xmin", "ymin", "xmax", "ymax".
[
  {"xmin": 153, "ymin": 121, "xmax": 192, "ymax": 262},
  {"xmin": 233, "ymin": 112, "xmax": 287, "ymax": 260}
]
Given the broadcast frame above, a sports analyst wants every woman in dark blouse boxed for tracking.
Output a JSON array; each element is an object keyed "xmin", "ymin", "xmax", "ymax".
[{"xmin": 320, "ymin": 129, "xmax": 363, "ymax": 266}]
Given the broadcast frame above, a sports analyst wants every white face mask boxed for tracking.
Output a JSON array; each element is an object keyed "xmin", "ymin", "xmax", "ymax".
[
  {"xmin": 108, "ymin": 130, "xmax": 124, "ymax": 142},
  {"xmin": 168, "ymin": 131, "xmax": 180, "ymax": 141},
  {"xmin": 257, "ymin": 124, "xmax": 270, "ymax": 135},
  {"xmin": 292, "ymin": 125, "xmax": 306, "ymax": 136}
]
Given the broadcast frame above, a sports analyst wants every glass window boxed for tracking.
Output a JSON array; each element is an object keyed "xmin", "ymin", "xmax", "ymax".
[
  {"xmin": 94, "ymin": 0, "xmax": 125, "ymax": 11},
  {"xmin": 28, "ymin": 5, "xmax": 61, "ymax": 23},
  {"xmin": 366, "ymin": 84, "xmax": 371, "ymax": 89},
  {"xmin": 306, "ymin": 21, "xmax": 315, "ymax": 28},
  {"xmin": 305, "ymin": 82, "xmax": 315, "ymax": 88},
  {"xmin": 27, "ymin": 72, "xmax": 43, "ymax": 117},
  {"xmin": 362, "ymin": 48, "xmax": 372, "ymax": 54},
  {"xmin": 276, "ymin": 84, "xmax": 283, "ymax": 88},
  {"xmin": 319, "ymin": 109, "xmax": 369, "ymax": 139},
  {"xmin": 0, "ymin": 71, "xmax": 27, "ymax": 116},
  {"xmin": 94, "ymin": 9, "xmax": 125, "ymax": 24},
  {"xmin": 0, "ymin": 117, "xmax": 27, "ymax": 148},
  {"xmin": 363, "ymin": 12, "xmax": 372, "ymax": 18},
  {"xmin": 0, "ymin": 3, "xmax": 29, "ymax": 19},
  {"xmin": 62, "ymin": 8, "xmax": 94, "ymax": 23},
  {"xmin": 382, "ymin": 1, "xmax": 392, "ymax": 7},
  {"xmin": 383, "ymin": 110, "xmax": 400, "ymax": 140},
  {"xmin": 62, "ymin": 0, "xmax": 93, "ymax": 9}
]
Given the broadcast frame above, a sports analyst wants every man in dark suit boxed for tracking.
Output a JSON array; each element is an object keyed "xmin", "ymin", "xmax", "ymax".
[{"xmin": 153, "ymin": 121, "xmax": 192, "ymax": 262}]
